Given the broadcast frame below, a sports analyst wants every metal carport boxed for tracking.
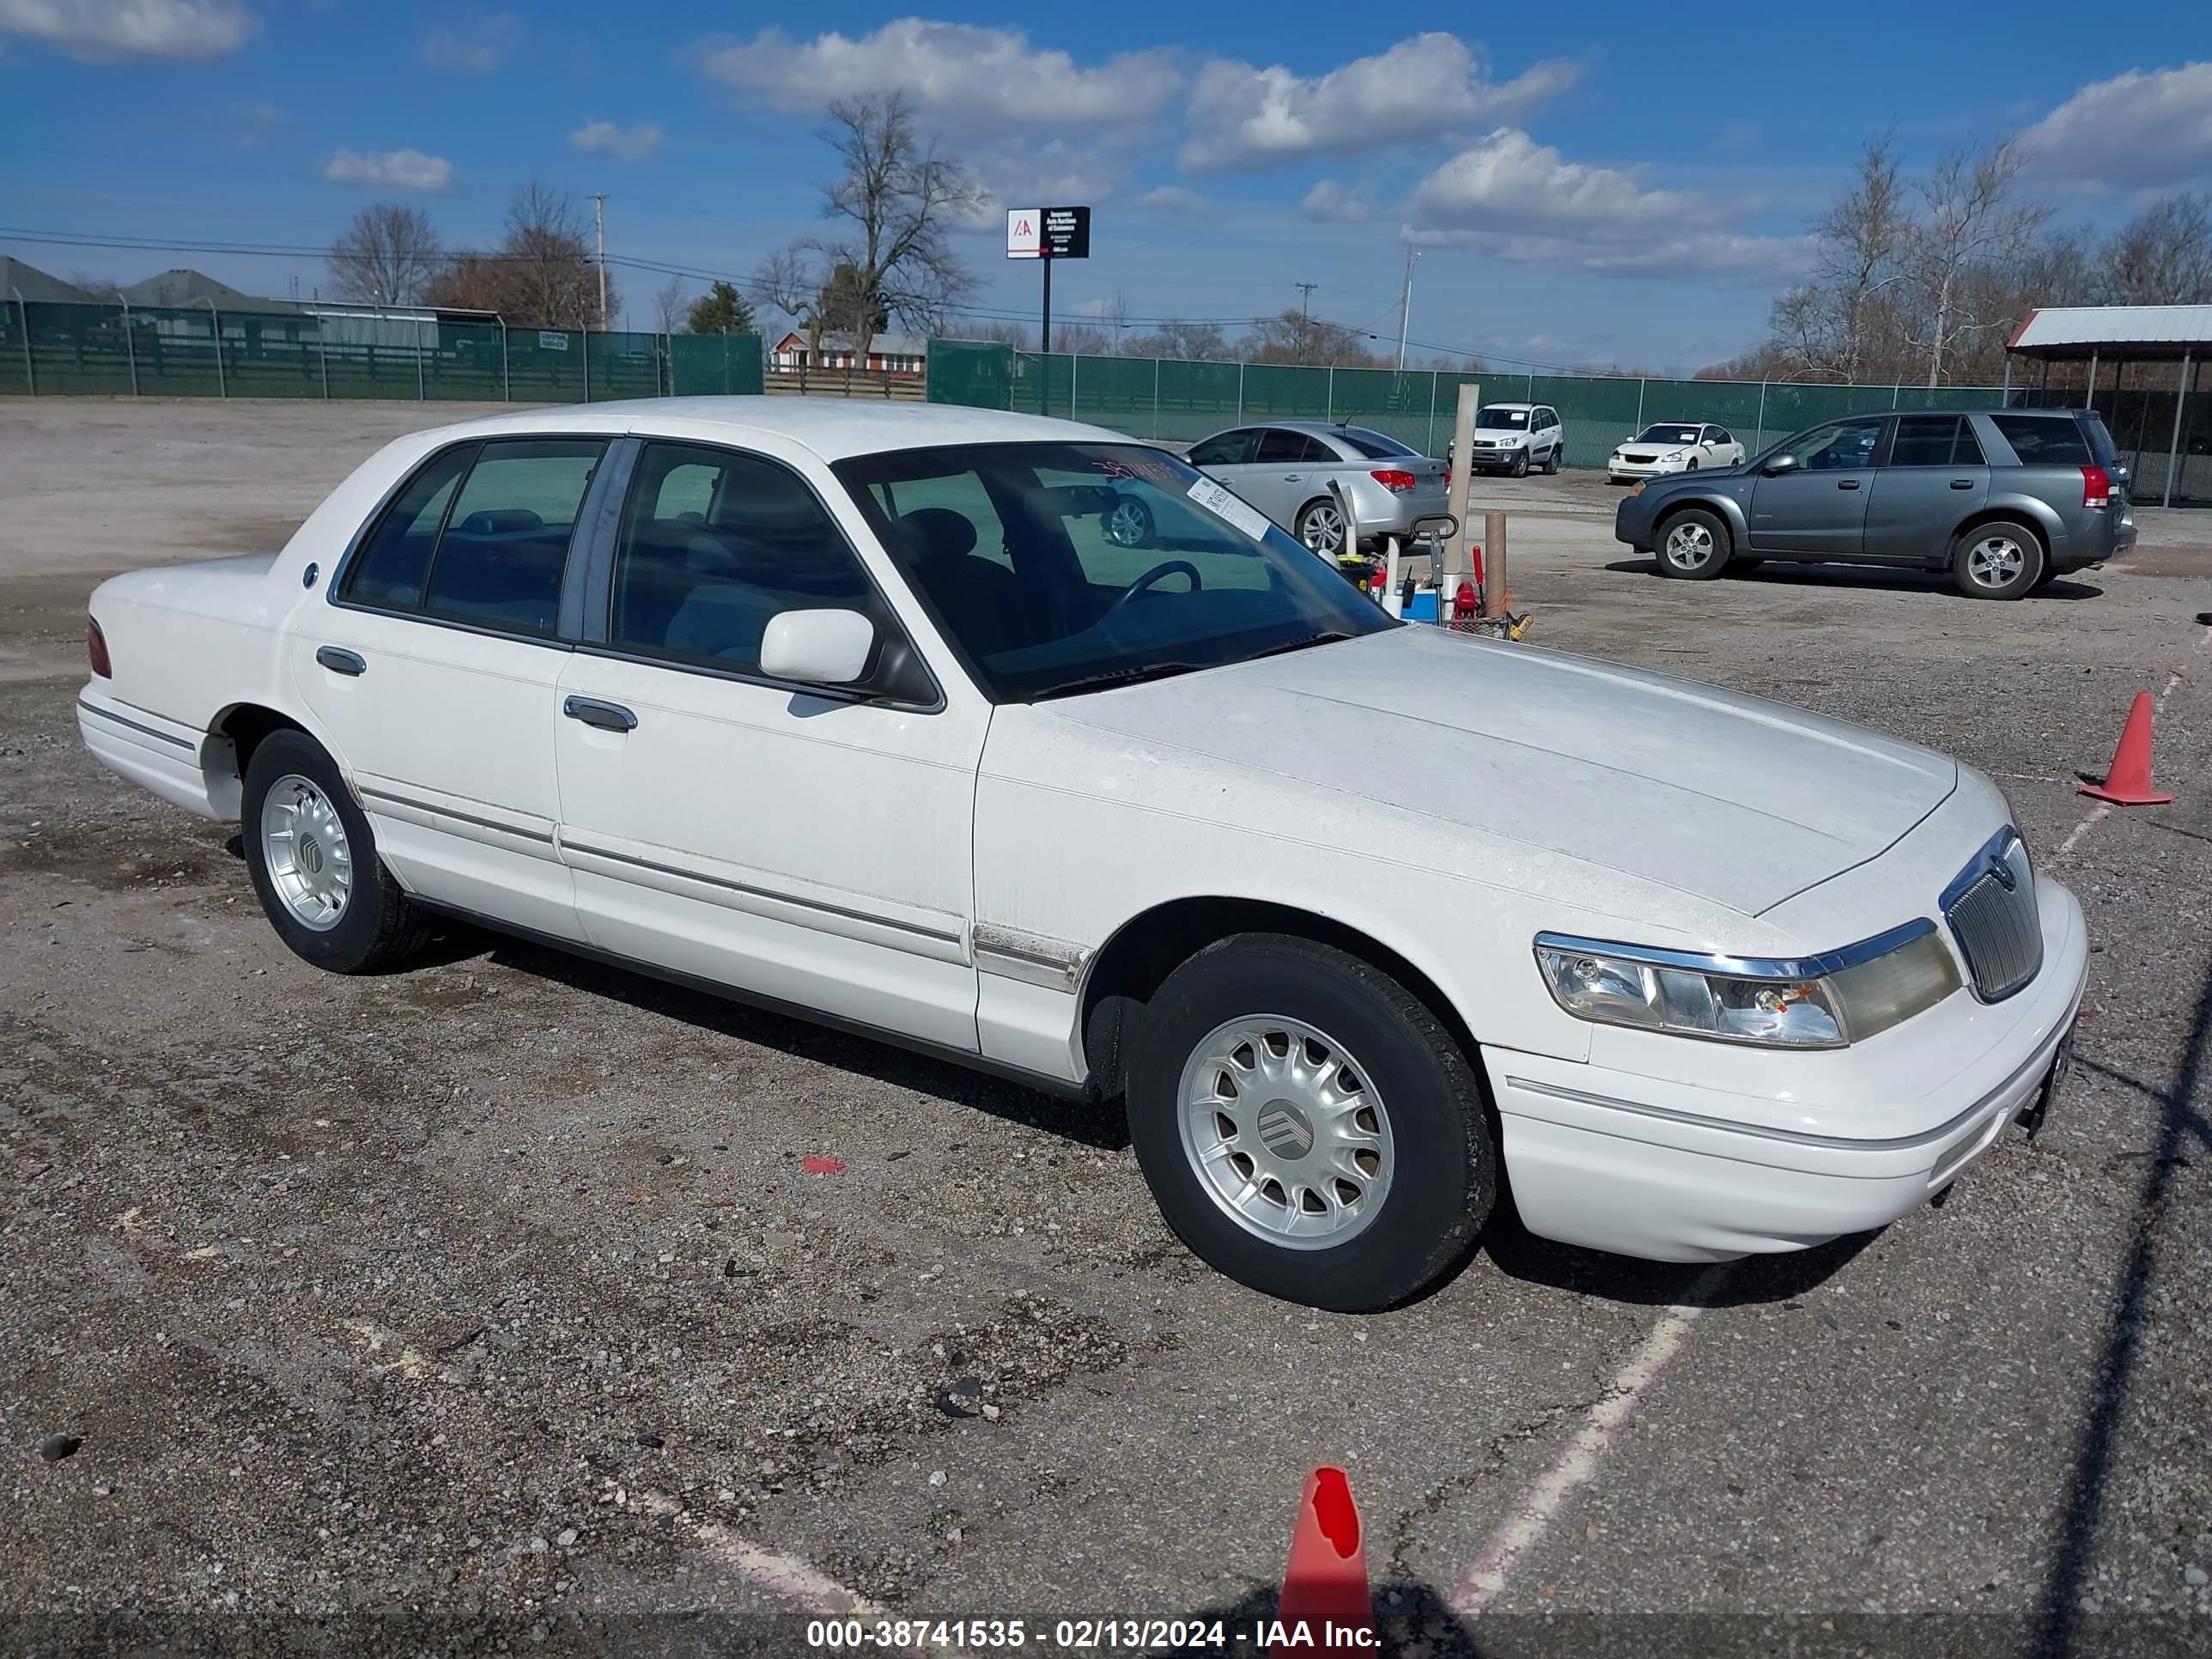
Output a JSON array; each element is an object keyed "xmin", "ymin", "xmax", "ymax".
[{"xmin": 2007, "ymin": 305, "xmax": 2212, "ymax": 507}]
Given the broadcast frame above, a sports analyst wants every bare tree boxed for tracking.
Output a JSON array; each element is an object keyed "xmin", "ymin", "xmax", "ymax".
[
  {"xmin": 65, "ymin": 270, "xmax": 124, "ymax": 302},
  {"xmin": 2103, "ymin": 192, "xmax": 2212, "ymax": 306},
  {"xmin": 327, "ymin": 204, "xmax": 444, "ymax": 307},
  {"xmin": 652, "ymin": 276, "xmax": 689, "ymax": 334},
  {"xmin": 1051, "ymin": 323, "xmax": 1114, "ymax": 356},
  {"xmin": 1103, "ymin": 289, "xmax": 1133, "ymax": 353},
  {"xmin": 425, "ymin": 185, "xmax": 605, "ymax": 328},
  {"xmin": 1816, "ymin": 133, "xmax": 1911, "ymax": 384},
  {"xmin": 1244, "ymin": 309, "xmax": 1386, "ymax": 368},
  {"xmin": 757, "ymin": 94, "xmax": 981, "ymax": 368},
  {"xmin": 1910, "ymin": 138, "xmax": 2051, "ymax": 387}
]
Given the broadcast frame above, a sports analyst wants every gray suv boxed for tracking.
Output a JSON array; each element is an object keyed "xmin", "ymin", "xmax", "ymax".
[{"xmin": 1613, "ymin": 408, "xmax": 2136, "ymax": 599}]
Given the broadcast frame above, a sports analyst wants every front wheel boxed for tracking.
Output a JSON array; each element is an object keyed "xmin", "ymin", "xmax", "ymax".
[
  {"xmin": 1655, "ymin": 507, "xmax": 1732, "ymax": 580},
  {"xmin": 1510, "ymin": 448, "xmax": 1530, "ymax": 478},
  {"xmin": 1126, "ymin": 934, "xmax": 1497, "ymax": 1311},
  {"xmin": 1952, "ymin": 520, "xmax": 2046, "ymax": 599},
  {"xmin": 242, "ymin": 728, "xmax": 430, "ymax": 974}
]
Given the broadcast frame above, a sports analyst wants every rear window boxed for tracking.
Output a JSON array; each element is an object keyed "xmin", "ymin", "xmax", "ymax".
[
  {"xmin": 1337, "ymin": 427, "xmax": 1417, "ymax": 459},
  {"xmin": 2079, "ymin": 411, "xmax": 2122, "ymax": 469},
  {"xmin": 1990, "ymin": 414, "xmax": 2092, "ymax": 466}
]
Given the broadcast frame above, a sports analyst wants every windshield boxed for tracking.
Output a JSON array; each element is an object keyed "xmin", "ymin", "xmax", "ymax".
[
  {"xmin": 1636, "ymin": 425, "xmax": 1700, "ymax": 445},
  {"xmin": 1338, "ymin": 427, "xmax": 1419, "ymax": 459},
  {"xmin": 833, "ymin": 442, "xmax": 1394, "ymax": 702},
  {"xmin": 1476, "ymin": 408, "xmax": 1529, "ymax": 429}
]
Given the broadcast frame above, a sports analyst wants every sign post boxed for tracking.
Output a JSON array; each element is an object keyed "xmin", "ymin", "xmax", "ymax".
[{"xmin": 1006, "ymin": 205, "xmax": 1091, "ymax": 416}]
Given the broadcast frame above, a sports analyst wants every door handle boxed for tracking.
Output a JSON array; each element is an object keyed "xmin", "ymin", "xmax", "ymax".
[
  {"xmin": 315, "ymin": 646, "xmax": 366, "ymax": 677},
  {"xmin": 563, "ymin": 696, "xmax": 637, "ymax": 732},
  {"xmin": 1950, "ymin": 478, "xmax": 1975, "ymax": 489},
  {"xmin": 1282, "ymin": 473, "xmax": 1304, "ymax": 482},
  {"xmin": 1838, "ymin": 480, "xmax": 1862, "ymax": 490}
]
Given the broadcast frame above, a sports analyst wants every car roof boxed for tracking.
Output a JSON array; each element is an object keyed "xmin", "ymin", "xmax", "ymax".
[
  {"xmin": 409, "ymin": 396, "xmax": 1128, "ymax": 464},
  {"xmin": 1480, "ymin": 402, "xmax": 1538, "ymax": 411},
  {"xmin": 1243, "ymin": 419, "xmax": 1361, "ymax": 435}
]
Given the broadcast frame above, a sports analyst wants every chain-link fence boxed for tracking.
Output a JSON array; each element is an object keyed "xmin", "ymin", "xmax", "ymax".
[
  {"xmin": 928, "ymin": 342, "xmax": 2040, "ymax": 471},
  {"xmin": 0, "ymin": 299, "xmax": 762, "ymax": 403}
]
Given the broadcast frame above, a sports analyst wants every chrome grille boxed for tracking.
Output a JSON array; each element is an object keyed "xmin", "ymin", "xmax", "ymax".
[{"xmin": 1942, "ymin": 832, "xmax": 2042, "ymax": 1000}]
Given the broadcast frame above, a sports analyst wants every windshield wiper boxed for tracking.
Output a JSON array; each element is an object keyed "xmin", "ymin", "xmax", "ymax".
[
  {"xmin": 1243, "ymin": 630, "xmax": 1353, "ymax": 661},
  {"xmin": 1030, "ymin": 661, "xmax": 1207, "ymax": 702}
]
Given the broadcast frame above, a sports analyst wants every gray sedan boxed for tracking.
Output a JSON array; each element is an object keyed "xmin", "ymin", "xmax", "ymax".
[{"xmin": 1177, "ymin": 421, "xmax": 1449, "ymax": 553}]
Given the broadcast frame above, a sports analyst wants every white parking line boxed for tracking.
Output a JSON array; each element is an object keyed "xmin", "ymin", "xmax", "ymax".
[{"xmin": 1451, "ymin": 1262, "xmax": 1732, "ymax": 1614}]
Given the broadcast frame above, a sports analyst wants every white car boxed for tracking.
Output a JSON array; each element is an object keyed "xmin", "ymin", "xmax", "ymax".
[
  {"xmin": 77, "ymin": 399, "xmax": 2086, "ymax": 1312},
  {"xmin": 1608, "ymin": 421, "xmax": 1747, "ymax": 483},
  {"xmin": 1457, "ymin": 403, "xmax": 1565, "ymax": 477}
]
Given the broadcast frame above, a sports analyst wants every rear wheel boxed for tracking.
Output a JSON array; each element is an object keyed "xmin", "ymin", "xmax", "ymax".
[
  {"xmin": 1544, "ymin": 444, "xmax": 1562, "ymax": 475},
  {"xmin": 1296, "ymin": 498, "xmax": 1347, "ymax": 555},
  {"xmin": 1655, "ymin": 508, "xmax": 1732, "ymax": 580},
  {"xmin": 1952, "ymin": 520, "xmax": 2045, "ymax": 599},
  {"xmin": 242, "ymin": 729, "xmax": 430, "ymax": 974},
  {"xmin": 1126, "ymin": 934, "xmax": 1496, "ymax": 1311}
]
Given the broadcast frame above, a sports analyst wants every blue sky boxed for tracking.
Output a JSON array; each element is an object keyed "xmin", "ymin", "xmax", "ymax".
[{"xmin": 4, "ymin": 3, "xmax": 2210, "ymax": 372}]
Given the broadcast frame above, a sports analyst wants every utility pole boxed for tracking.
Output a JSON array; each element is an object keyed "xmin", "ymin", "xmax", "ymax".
[
  {"xmin": 1294, "ymin": 282, "xmax": 1318, "ymax": 363},
  {"xmin": 1395, "ymin": 246, "xmax": 1421, "ymax": 374},
  {"xmin": 589, "ymin": 193, "xmax": 609, "ymax": 331}
]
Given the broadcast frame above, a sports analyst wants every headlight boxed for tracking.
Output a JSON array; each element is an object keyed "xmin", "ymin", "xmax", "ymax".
[
  {"xmin": 1533, "ymin": 922, "xmax": 1960, "ymax": 1048},
  {"xmin": 1662, "ymin": 449, "xmax": 1688, "ymax": 462}
]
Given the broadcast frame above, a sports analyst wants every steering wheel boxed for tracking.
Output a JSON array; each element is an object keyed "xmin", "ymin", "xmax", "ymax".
[{"xmin": 1106, "ymin": 559, "xmax": 1202, "ymax": 613}]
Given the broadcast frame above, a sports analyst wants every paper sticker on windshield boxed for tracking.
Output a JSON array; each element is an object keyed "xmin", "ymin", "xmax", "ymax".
[{"xmin": 1186, "ymin": 477, "xmax": 1273, "ymax": 543}]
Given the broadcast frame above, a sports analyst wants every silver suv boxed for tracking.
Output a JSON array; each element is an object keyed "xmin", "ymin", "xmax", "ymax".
[{"xmin": 1612, "ymin": 408, "xmax": 2136, "ymax": 599}]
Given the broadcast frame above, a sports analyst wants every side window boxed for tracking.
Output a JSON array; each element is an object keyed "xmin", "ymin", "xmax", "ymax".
[
  {"xmin": 1954, "ymin": 422, "xmax": 1987, "ymax": 466},
  {"xmin": 421, "ymin": 440, "xmax": 603, "ymax": 635},
  {"xmin": 1188, "ymin": 430, "xmax": 1256, "ymax": 467},
  {"xmin": 1704, "ymin": 426, "xmax": 1727, "ymax": 445},
  {"xmin": 340, "ymin": 444, "xmax": 476, "ymax": 611},
  {"xmin": 1255, "ymin": 428, "xmax": 1314, "ymax": 464},
  {"xmin": 609, "ymin": 443, "xmax": 873, "ymax": 673},
  {"xmin": 1887, "ymin": 416, "xmax": 1961, "ymax": 468},
  {"xmin": 1990, "ymin": 414, "xmax": 2091, "ymax": 465},
  {"xmin": 1542, "ymin": 410, "xmax": 1560, "ymax": 430},
  {"xmin": 1785, "ymin": 418, "xmax": 1883, "ymax": 471}
]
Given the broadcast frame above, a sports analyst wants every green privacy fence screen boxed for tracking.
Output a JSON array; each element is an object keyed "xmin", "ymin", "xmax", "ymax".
[
  {"xmin": 0, "ymin": 300, "xmax": 761, "ymax": 404},
  {"xmin": 926, "ymin": 342, "xmax": 2023, "ymax": 470}
]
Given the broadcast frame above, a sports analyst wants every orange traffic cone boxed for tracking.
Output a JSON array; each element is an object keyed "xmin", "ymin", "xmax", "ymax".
[
  {"xmin": 2080, "ymin": 691, "xmax": 2172, "ymax": 805},
  {"xmin": 1271, "ymin": 1468, "xmax": 1373, "ymax": 1657}
]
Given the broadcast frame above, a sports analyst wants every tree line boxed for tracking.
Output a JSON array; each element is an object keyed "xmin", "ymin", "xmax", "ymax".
[{"xmin": 1702, "ymin": 132, "xmax": 2212, "ymax": 387}]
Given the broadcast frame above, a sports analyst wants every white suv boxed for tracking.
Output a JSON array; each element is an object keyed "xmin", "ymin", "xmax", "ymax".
[{"xmin": 1458, "ymin": 404, "xmax": 1564, "ymax": 477}]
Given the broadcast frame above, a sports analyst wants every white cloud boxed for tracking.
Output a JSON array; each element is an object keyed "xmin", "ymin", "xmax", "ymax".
[
  {"xmin": 1301, "ymin": 179, "xmax": 1374, "ymax": 224},
  {"xmin": 571, "ymin": 120, "xmax": 663, "ymax": 162},
  {"xmin": 228, "ymin": 98, "xmax": 286, "ymax": 148},
  {"xmin": 697, "ymin": 20, "xmax": 1180, "ymax": 131},
  {"xmin": 325, "ymin": 148, "xmax": 454, "ymax": 191},
  {"xmin": 1137, "ymin": 185, "xmax": 1214, "ymax": 219},
  {"xmin": 2021, "ymin": 62, "xmax": 2212, "ymax": 188},
  {"xmin": 423, "ymin": 12, "xmax": 519, "ymax": 73},
  {"xmin": 0, "ymin": 0, "xmax": 253, "ymax": 59},
  {"xmin": 1179, "ymin": 36, "xmax": 1579, "ymax": 170},
  {"xmin": 1401, "ymin": 129, "xmax": 1806, "ymax": 281}
]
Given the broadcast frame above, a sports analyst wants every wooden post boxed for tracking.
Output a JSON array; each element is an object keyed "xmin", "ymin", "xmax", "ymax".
[
  {"xmin": 1443, "ymin": 381, "xmax": 1480, "ymax": 609},
  {"xmin": 1483, "ymin": 510, "xmax": 1509, "ymax": 617}
]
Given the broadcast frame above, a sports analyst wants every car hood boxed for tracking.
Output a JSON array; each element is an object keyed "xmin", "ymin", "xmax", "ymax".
[{"xmin": 1044, "ymin": 626, "xmax": 1957, "ymax": 916}]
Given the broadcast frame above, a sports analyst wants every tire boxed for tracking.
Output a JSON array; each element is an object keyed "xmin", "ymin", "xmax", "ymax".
[
  {"xmin": 1952, "ymin": 520, "xmax": 2046, "ymax": 599},
  {"xmin": 1544, "ymin": 444, "xmax": 1561, "ymax": 475},
  {"xmin": 241, "ymin": 728, "xmax": 431, "ymax": 974},
  {"xmin": 1103, "ymin": 494, "xmax": 1154, "ymax": 550},
  {"xmin": 1686, "ymin": 459, "xmax": 1699, "ymax": 471},
  {"xmin": 1295, "ymin": 498, "xmax": 1347, "ymax": 556},
  {"xmin": 1654, "ymin": 507, "xmax": 1732, "ymax": 580},
  {"xmin": 1126, "ymin": 933, "xmax": 1497, "ymax": 1311},
  {"xmin": 1510, "ymin": 448, "xmax": 1530, "ymax": 478}
]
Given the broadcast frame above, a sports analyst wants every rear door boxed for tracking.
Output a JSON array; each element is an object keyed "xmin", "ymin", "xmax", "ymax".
[
  {"xmin": 1747, "ymin": 416, "xmax": 1885, "ymax": 556},
  {"xmin": 1864, "ymin": 416, "xmax": 1988, "ymax": 560},
  {"xmin": 292, "ymin": 436, "xmax": 609, "ymax": 940}
]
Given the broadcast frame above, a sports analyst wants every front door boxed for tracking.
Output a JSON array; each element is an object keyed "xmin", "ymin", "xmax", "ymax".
[
  {"xmin": 1864, "ymin": 415, "xmax": 1989, "ymax": 560},
  {"xmin": 1747, "ymin": 416, "xmax": 1885, "ymax": 556},
  {"xmin": 290, "ymin": 435, "xmax": 608, "ymax": 940},
  {"xmin": 1245, "ymin": 428, "xmax": 1325, "ymax": 529},
  {"xmin": 551, "ymin": 438, "xmax": 988, "ymax": 1052}
]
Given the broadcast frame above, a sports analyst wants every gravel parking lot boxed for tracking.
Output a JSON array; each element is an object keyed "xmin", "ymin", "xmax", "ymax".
[{"xmin": 3, "ymin": 398, "xmax": 2210, "ymax": 1657}]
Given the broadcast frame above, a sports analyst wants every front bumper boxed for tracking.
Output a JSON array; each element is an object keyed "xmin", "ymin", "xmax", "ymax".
[
  {"xmin": 1461, "ymin": 447, "xmax": 1529, "ymax": 472},
  {"xmin": 1485, "ymin": 875, "xmax": 2088, "ymax": 1261},
  {"xmin": 1607, "ymin": 457, "xmax": 1689, "ymax": 480}
]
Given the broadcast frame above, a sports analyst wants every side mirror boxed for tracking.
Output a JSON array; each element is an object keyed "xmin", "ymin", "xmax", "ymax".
[
  {"xmin": 1759, "ymin": 453, "xmax": 1801, "ymax": 477},
  {"xmin": 760, "ymin": 609, "xmax": 876, "ymax": 687}
]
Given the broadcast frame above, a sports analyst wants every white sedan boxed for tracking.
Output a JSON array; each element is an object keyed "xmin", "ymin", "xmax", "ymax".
[
  {"xmin": 77, "ymin": 398, "xmax": 2086, "ymax": 1311},
  {"xmin": 1608, "ymin": 421, "xmax": 1747, "ymax": 482}
]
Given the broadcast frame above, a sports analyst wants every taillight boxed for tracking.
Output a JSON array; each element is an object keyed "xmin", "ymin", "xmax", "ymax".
[
  {"xmin": 88, "ymin": 617, "xmax": 112, "ymax": 678},
  {"xmin": 1443, "ymin": 465, "xmax": 1452, "ymax": 491},
  {"xmin": 1371, "ymin": 468, "xmax": 1417, "ymax": 493},
  {"xmin": 2081, "ymin": 465, "xmax": 2110, "ymax": 508}
]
